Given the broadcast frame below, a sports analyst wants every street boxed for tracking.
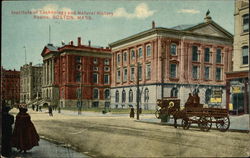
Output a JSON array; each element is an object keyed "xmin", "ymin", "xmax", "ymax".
[{"xmin": 10, "ymin": 108, "xmax": 250, "ymax": 157}]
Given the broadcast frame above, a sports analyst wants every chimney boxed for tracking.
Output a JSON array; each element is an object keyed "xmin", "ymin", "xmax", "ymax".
[
  {"xmin": 77, "ymin": 37, "xmax": 81, "ymax": 46},
  {"xmin": 152, "ymin": 21, "xmax": 155, "ymax": 29},
  {"xmin": 70, "ymin": 40, "xmax": 73, "ymax": 45},
  {"xmin": 88, "ymin": 40, "xmax": 91, "ymax": 47}
]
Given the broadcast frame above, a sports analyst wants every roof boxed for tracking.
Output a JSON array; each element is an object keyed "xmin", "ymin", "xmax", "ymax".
[
  {"xmin": 46, "ymin": 44, "xmax": 58, "ymax": 51},
  {"xmin": 170, "ymin": 24, "xmax": 199, "ymax": 30}
]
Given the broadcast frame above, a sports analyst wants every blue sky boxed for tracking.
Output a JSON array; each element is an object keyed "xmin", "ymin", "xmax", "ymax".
[{"xmin": 2, "ymin": 0, "xmax": 234, "ymax": 70}]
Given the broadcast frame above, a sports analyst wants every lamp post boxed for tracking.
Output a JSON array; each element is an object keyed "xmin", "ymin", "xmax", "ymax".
[{"xmin": 136, "ymin": 62, "xmax": 140, "ymax": 120}]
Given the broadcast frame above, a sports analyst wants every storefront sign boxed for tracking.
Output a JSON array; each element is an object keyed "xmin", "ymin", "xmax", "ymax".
[
  {"xmin": 213, "ymin": 90, "xmax": 222, "ymax": 98},
  {"xmin": 232, "ymin": 86, "xmax": 241, "ymax": 93},
  {"xmin": 210, "ymin": 98, "xmax": 222, "ymax": 103},
  {"xmin": 229, "ymin": 103, "xmax": 233, "ymax": 110}
]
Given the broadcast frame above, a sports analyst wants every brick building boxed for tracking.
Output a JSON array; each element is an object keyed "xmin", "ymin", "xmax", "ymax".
[
  {"xmin": 109, "ymin": 15, "xmax": 233, "ymax": 110},
  {"xmin": 226, "ymin": 0, "xmax": 249, "ymax": 115},
  {"xmin": 20, "ymin": 62, "xmax": 43, "ymax": 104},
  {"xmin": 41, "ymin": 37, "xmax": 112, "ymax": 108},
  {"xmin": 1, "ymin": 67, "xmax": 20, "ymax": 105}
]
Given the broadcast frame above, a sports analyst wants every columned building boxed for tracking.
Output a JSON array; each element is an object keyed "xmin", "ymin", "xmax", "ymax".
[
  {"xmin": 1, "ymin": 67, "xmax": 20, "ymax": 105},
  {"xmin": 41, "ymin": 37, "xmax": 111, "ymax": 108},
  {"xmin": 20, "ymin": 62, "xmax": 43, "ymax": 104},
  {"xmin": 226, "ymin": 0, "xmax": 249, "ymax": 115},
  {"xmin": 110, "ymin": 15, "xmax": 233, "ymax": 110}
]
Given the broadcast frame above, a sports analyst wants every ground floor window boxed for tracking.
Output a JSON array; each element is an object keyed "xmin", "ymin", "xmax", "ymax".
[
  {"xmin": 170, "ymin": 87, "xmax": 178, "ymax": 97},
  {"xmin": 92, "ymin": 102, "xmax": 99, "ymax": 108}
]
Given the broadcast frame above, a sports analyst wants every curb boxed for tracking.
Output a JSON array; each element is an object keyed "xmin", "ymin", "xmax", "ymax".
[{"xmin": 135, "ymin": 120, "xmax": 250, "ymax": 133}]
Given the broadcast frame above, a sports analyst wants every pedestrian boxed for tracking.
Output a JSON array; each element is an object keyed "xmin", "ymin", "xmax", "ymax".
[
  {"xmin": 32, "ymin": 104, "xmax": 35, "ymax": 111},
  {"xmin": 11, "ymin": 107, "xmax": 40, "ymax": 153},
  {"xmin": 130, "ymin": 107, "xmax": 135, "ymax": 118},
  {"xmin": 58, "ymin": 104, "xmax": 61, "ymax": 113},
  {"xmin": 48, "ymin": 106, "xmax": 53, "ymax": 116},
  {"xmin": 77, "ymin": 101, "xmax": 82, "ymax": 115},
  {"xmin": 139, "ymin": 107, "xmax": 142, "ymax": 114},
  {"xmin": 2, "ymin": 101, "xmax": 15, "ymax": 157},
  {"xmin": 36, "ymin": 104, "xmax": 39, "ymax": 111},
  {"xmin": 39, "ymin": 104, "xmax": 42, "ymax": 112}
]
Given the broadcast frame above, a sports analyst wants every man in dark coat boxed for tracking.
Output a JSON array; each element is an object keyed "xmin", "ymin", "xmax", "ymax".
[
  {"xmin": 2, "ymin": 102, "xmax": 14, "ymax": 157},
  {"xmin": 11, "ymin": 108, "xmax": 40, "ymax": 153},
  {"xmin": 130, "ymin": 107, "xmax": 135, "ymax": 118}
]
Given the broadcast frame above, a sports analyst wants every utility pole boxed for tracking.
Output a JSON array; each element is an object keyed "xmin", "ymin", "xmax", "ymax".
[
  {"xmin": 136, "ymin": 62, "xmax": 140, "ymax": 120},
  {"xmin": 49, "ymin": 25, "xmax": 51, "ymax": 44},
  {"xmin": 23, "ymin": 46, "xmax": 27, "ymax": 64}
]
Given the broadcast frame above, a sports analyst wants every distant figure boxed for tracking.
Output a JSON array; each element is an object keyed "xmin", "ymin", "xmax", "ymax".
[
  {"xmin": 36, "ymin": 104, "xmax": 39, "ymax": 111},
  {"xmin": 48, "ymin": 106, "xmax": 53, "ymax": 116},
  {"xmin": 77, "ymin": 101, "xmax": 82, "ymax": 115},
  {"xmin": 32, "ymin": 104, "xmax": 35, "ymax": 111},
  {"xmin": 185, "ymin": 93, "xmax": 194, "ymax": 108},
  {"xmin": 11, "ymin": 108, "xmax": 40, "ymax": 153},
  {"xmin": 58, "ymin": 104, "xmax": 61, "ymax": 113},
  {"xmin": 2, "ymin": 102, "xmax": 14, "ymax": 157},
  {"xmin": 139, "ymin": 107, "xmax": 142, "ymax": 114},
  {"xmin": 130, "ymin": 107, "xmax": 135, "ymax": 118},
  {"xmin": 39, "ymin": 105, "xmax": 42, "ymax": 112}
]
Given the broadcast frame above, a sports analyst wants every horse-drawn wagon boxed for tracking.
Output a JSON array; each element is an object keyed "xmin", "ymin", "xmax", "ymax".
[{"xmin": 156, "ymin": 94, "xmax": 230, "ymax": 132}]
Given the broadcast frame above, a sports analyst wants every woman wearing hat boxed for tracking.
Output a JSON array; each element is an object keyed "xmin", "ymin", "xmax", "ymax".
[{"xmin": 11, "ymin": 107, "xmax": 40, "ymax": 153}]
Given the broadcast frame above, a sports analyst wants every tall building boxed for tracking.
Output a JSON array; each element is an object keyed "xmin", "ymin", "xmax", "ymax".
[
  {"xmin": 1, "ymin": 67, "xmax": 20, "ymax": 105},
  {"xmin": 20, "ymin": 62, "xmax": 43, "ymax": 104},
  {"xmin": 41, "ymin": 37, "xmax": 111, "ymax": 108},
  {"xmin": 226, "ymin": 0, "xmax": 249, "ymax": 115},
  {"xmin": 109, "ymin": 14, "xmax": 233, "ymax": 110}
]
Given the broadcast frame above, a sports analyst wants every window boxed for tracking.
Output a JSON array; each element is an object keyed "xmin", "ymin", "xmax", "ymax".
[
  {"xmin": 138, "ymin": 47, "xmax": 143, "ymax": 58},
  {"xmin": 104, "ymin": 89, "xmax": 110, "ymax": 99},
  {"xmin": 93, "ymin": 88, "xmax": 99, "ymax": 99},
  {"xmin": 115, "ymin": 90, "xmax": 119, "ymax": 102},
  {"xmin": 205, "ymin": 89, "xmax": 212, "ymax": 104},
  {"xmin": 242, "ymin": 46, "xmax": 249, "ymax": 65},
  {"xmin": 243, "ymin": 14, "xmax": 249, "ymax": 32},
  {"xmin": 130, "ymin": 67, "xmax": 135, "ymax": 81},
  {"xmin": 123, "ymin": 52, "xmax": 127, "ymax": 62},
  {"xmin": 216, "ymin": 68, "xmax": 222, "ymax": 80},
  {"xmin": 117, "ymin": 70, "xmax": 121, "ymax": 82},
  {"xmin": 146, "ymin": 64, "xmax": 151, "ymax": 80},
  {"xmin": 216, "ymin": 48, "xmax": 222, "ymax": 63},
  {"xmin": 192, "ymin": 65, "xmax": 199, "ymax": 79},
  {"xmin": 138, "ymin": 64, "xmax": 142, "ymax": 80},
  {"xmin": 93, "ymin": 73, "xmax": 98, "ymax": 84},
  {"xmin": 93, "ymin": 58, "xmax": 98, "ymax": 64},
  {"xmin": 104, "ymin": 66, "xmax": 110, "ymax": 72},
  {"xmin": 204, "ymin": 48, "xmax": 210, "ymax": 62},
  {"xmin": 76, "ymin": 56, "xmax": 81, "ymax": 63},
  {"xmin": 76, "ymin": 72, "xmax": 81, "ymax": 82},
  {"xmin": 93, "ymin": 67, "xmax": 99, "ymax": 71},
  {"xmin": 204, "ymin": 66, "xmax": 210, "ymax": 80},
  {"xmin": 122, "ymin": 90, "xmax": 126, "ymax": 103},
  {"xmin": 170, "ymin": 87, "xmax": 178, "ymax": 97},
  {"xmin": 192, "ymin": 46, "xmax": 198, "ymax": 61},
  {"xmin": 117, "ymin": 54, "xmax": 120, "ymax": 64},
  {"xmin": 144, "ymin": 88, "xmax": 149, "ymax": 102},
  {"xmin": 129, "ymin": 89, "xmax": 133, "ymax": 102},
  {"xmin": 131, "ymin": 49, "xmax": 135, "ymax": 60},
  {"xmin": 170, "ymin": 44, "xmax": 177, "ymax": 55},
  {"xmin": 146, "ymin": 45, "xmax": 151, "ymax": 57},
  {"xmin": 123, "ymin": 68, "xmax": 128, "ymax": 82},
  {"xmin": 104, "ymin": 59, "xmax": 110, "ymax": 65},
  {"xmin": 104, "ymin": 74, "xmax": 109, "ymax": 84},
  {"xmin": 170, "ymin": 64, "xmax": 177, "ymax": 78}
]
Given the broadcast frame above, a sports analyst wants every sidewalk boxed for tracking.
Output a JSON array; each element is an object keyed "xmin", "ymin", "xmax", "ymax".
[
  {"xmin": 6, "ymin": 138, "xmax": 90, "ymax": 158},
  {"xmin": 138, "ymin": 114, "xmax": 250, "ymax": 132}
]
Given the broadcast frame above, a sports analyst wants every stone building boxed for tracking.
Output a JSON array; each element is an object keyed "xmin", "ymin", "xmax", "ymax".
[
  {"xmin": 20, "ymin": 62, "xmax": 43, "ymax": 104},
  {"xmin": 109, "ymin": 15, "xmax": 233, "ymax": 110},
  {"xmin": 1, "ymin": 67, "xmax": 20, "ymax": 105},
  {"xmin": 226, "ymin": 0, "xmax": 249, "ymax": 114},
  {"xmin": 41, "ymin": 37, "xmax": 111, "ymax": 108}
]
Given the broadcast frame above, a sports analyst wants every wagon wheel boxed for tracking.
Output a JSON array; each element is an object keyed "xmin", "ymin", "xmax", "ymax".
[
  {"xmin": 199, "ymin": 116, "xmax": 212, "ymax": 132},
  {"xmin": 216, "ymin": 116, "xmax": 230, "ymax": 132},
  {"xmin": 181, "ymin": 118, "xmax": 190, "ymax": 130},
  {"xmin": 155, "ymin": 109, "xmax": 161, "ymax": 119}
]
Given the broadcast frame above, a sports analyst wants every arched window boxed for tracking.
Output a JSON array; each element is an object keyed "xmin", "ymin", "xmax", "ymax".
[
  {"xmin": 242, "ymin": 46, "xmax": 249, "ymax": 65},
  {"xmin": 129, "ymin": 89, "xmax": 133, "ymax": 102},
  {"xmin": 170, "ymin": 87, "xmax": 178, "ymax": 97},
  {"xmin": 115, "ymin": 90, "xmax": 119, "ymax": 103},
  {"xmin": 144, "ymin": 88, "xmax": 149, "ymax": 102},
  {"xmin": 104, "ymin": 89, "xmax": 110, "ymax": 99},
  {"xmin": 122, "ymin": 90, "xmax": 126, "ymax": 103},
  {"xmin": 146, "ymin": 45, "xmax": 151, "ymax": 57},
  {"xmin": 205, "ymin": 89, "xmax": 212, "ymax": 104},
  {"xmin": 93, "ymin": 88, "xmax": 99, "ymax": 99}
]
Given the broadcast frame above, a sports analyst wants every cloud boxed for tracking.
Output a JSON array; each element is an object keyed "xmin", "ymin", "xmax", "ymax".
[
  {"xmin": 177, "ymin": 9, "xmax": 200, "ymax": 14},
  {"xmin": 108, "ymin": 3, "xmax": 155, "ymax": 19}
]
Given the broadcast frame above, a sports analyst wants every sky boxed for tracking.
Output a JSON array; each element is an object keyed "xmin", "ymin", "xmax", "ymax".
[{"xmin": 2, "ymin": 0, "xmax": 235, "ymax": 70}]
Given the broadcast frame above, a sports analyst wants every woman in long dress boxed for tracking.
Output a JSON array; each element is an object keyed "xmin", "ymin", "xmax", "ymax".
[{"xmin": 11, "ymin": 107, "xmax": 40, "ymax": 153}]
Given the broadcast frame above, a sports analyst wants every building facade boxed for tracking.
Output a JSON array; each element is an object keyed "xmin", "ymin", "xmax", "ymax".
[
  {"xmin": 1, "ymin": 67, "xmax": 20, "ymax": 105},
  {"xmin": 226, "ymin": 0, "xmax": 249, "ymax": 114},
  {"xmin": 110, "ymin": 15, "xmax": 233, "ymax": 110},
  {"xmin": 20, "ymin": 62, "xmax": 43, "ymax": 104},
  {"xmin": 41, "ymin": 37, "xmax": 112, "ymax": 108}
]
